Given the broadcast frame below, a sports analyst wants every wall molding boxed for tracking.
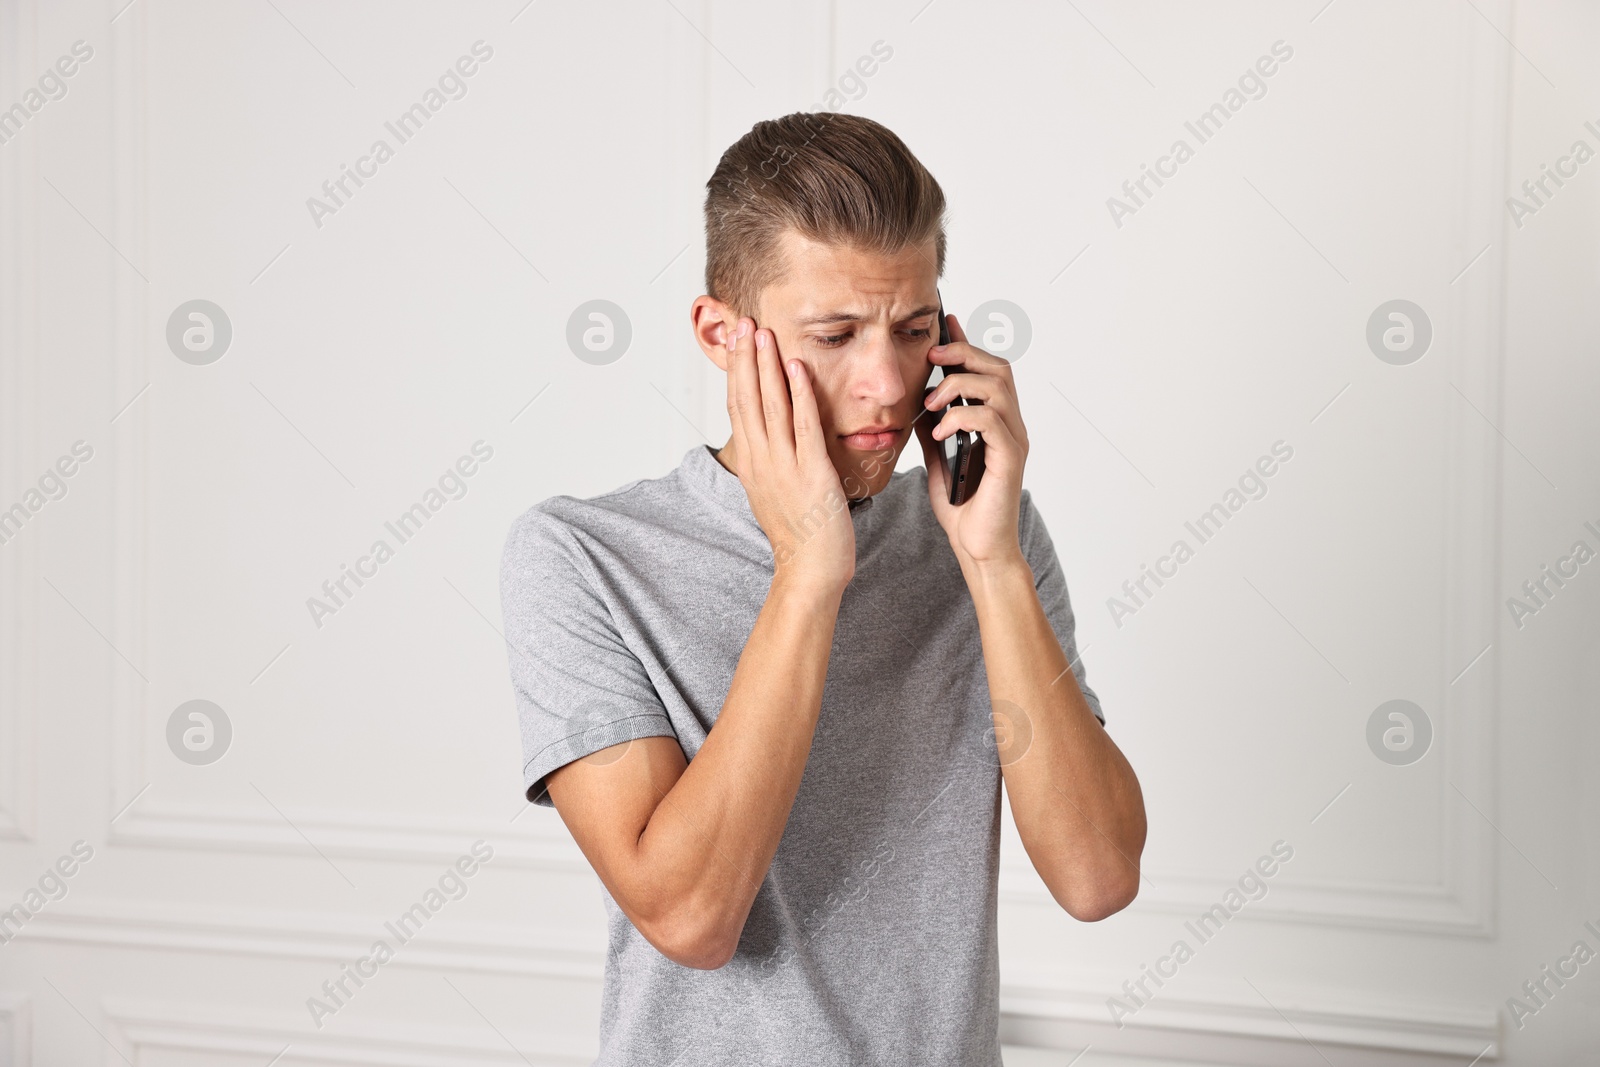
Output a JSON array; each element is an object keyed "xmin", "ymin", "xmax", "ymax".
[
  {"xmin": 1001, "ymin": 969, "xmax": 1500, "ymax": 1064},
  {"xmin": 110, "ymin": 795, "xmax": 1488, "ymax": 937},
  {"xmin": 109, "ymin": 799, "xmax": 589, "ymax": 872},
  {"xmin": 1000, "ymin": 858, "xmax": 1486, "ymax": 936},
  {"xmin": 0, "ymin": 991, "xmax": 31, "ymax": 1067},
  {"xmin": 20, "ymin": 898, "xmax": 1500, "ymax": 1061},
  {"xmin": 104, "ymin": 3, "xmax": 1509, "ymax": 946},
  {"xmin": 17, "ymin": 896, "xmax": 601, "ymax": 981},
  {"xmin": 102, "ymin": 998, "xmax": 591, "ymax": 1067},
  {"xmin": 0, "ymin": 0, "xmax": 41, "ymax": 845},
  {"xmin": 996, "ymin": 0, "xmax": 1513, "ymax": 939},
  {"xmin": 105, "ymin": 0, "xmax": 151, "ymax": 852},
  {"xmin": 61, "ymin": 2, "xmax": 1515, "ymax": 1063}
]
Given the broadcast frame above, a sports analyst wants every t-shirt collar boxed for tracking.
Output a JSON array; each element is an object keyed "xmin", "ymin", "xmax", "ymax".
[
  {"xmin": 680, "ymin": 444, "xmax": 757, "ymax": 518},
  {"xmin": 680, "ymin": 443, "xmax": 890, "ymax": 537}
]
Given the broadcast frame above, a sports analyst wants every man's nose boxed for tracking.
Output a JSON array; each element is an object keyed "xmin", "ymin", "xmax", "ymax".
[{"xmin": 851, "ymin": 330, "xmax": 908, "ymax": 405}]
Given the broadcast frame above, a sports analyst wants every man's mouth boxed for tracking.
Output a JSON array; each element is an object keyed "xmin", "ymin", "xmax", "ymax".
[{"xmin": 838, "ymin": 425, "xmax": 901, "ymax": 451}]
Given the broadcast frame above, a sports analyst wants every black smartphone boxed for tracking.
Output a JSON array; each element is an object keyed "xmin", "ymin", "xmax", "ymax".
[{"xmin": 925, "ymin": 295, "xmax": 986, "ymax": 505}]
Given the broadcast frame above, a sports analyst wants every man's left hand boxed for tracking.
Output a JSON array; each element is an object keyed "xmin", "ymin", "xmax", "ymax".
[{"xmin": 914, "ymin": 312, "xmax": 1029, "ymax": 571}]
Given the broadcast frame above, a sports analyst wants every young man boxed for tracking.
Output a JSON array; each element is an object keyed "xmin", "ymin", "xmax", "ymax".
[{"xmin": 501, "ymin": 113, "xmax": 1145, "ymax": 1065}]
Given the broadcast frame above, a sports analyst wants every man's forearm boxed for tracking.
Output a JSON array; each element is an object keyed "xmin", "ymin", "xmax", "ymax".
[
  {"xmin": 634, "ymin": 573, "xmax": 842, "ymax": 958},
  {"xmin": 965, "ymin": 555, "xmax": 1146, "ymax": 921}
]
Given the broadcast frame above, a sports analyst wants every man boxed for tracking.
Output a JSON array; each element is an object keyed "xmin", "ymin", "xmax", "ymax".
[{"xmin": 501, "ymin": 112, "xmax": 1145, "ymax": 1065}]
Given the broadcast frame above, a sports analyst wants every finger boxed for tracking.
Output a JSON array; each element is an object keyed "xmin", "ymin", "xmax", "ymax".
[
  {"xmin": 923, "ymin": 369, "xmax": 1007, "ymax": 410},
  {"xmin": 723, "ymin": 322, "xmax": 753, "ymax": 465},
  {"xmin": 929, "ymin": 339, "xmax": 1014, "ymax": 375},
  {"xmin": 936, "ymin": 315, "xmax": 1013, "ymax": 377},
  {"xmin": 931, "ymin": 402, "xmax": 1006, "ymax": 439},
  {"xmin": 930, "ymin": 404, "xmax": 1021, "ymax": 466},
  {"xmin": 784, "ymin": 356, "xmax": 829, "ymax": 464},
  {"xmin": 922, "ymin": 365, "xmax": 1027, "ymax": 448},
  {"xmin": 729, "ymin": 318, "xmax": 768, "ymax": 454},
  {"xmin": 754, "ymin": 328, "xmax": 794, "ymax": 461}
]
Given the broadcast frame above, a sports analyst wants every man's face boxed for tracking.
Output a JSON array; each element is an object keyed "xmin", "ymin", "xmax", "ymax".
[{"xmin": 734, "ymin": 230, "xmax": 942, "ymax": 498}]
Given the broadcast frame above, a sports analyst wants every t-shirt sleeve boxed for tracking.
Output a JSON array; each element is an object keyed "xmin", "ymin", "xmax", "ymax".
[
  {"xmin": 1018, "ymin": 490, "xmax": 1105, "ymax": 724},
  {"xmin": 500, "ymin": 503, "xmax": 679, "ymax": 806}
]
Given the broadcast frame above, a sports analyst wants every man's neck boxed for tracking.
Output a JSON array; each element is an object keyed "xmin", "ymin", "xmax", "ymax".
[{"xmin": 712, "ymin": 437, "xmax": 740, "ymax": 479}]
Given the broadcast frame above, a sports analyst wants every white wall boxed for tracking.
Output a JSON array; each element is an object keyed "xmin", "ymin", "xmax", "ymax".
[{"xmin": 0, "ymin": 0, "xmax": 1596, "ymax": 1064}]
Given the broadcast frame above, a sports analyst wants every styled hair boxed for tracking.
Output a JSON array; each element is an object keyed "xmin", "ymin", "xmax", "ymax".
[{"xmin": 703, "ymin": 113, "xmax": 946, "ymax": 316}]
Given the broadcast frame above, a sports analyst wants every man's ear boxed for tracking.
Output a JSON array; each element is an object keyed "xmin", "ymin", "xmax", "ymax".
[{"xmin": 691, "ymin": 296, "xmax": 739, "ymax": 371}]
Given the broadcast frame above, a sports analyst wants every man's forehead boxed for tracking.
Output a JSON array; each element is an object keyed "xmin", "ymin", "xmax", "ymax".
[{"xmin": 767, "ymin": 229, "xmax": 939, "ymax": 319}]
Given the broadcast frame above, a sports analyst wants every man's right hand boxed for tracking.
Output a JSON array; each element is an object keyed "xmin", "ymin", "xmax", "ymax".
[{"xmin": 723, "ymin": 318, "xmax": 855, "ymax": 594}]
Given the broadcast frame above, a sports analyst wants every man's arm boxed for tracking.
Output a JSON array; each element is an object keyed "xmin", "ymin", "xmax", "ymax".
[
  {"xmin": 917, "ymin": 314, "xmax": 1146, "ymax": 921},
  {"xmin": 964, "ymin": 561, "xmax": 1145, "ymax": 920},
  {"xmin": 547, "ymin": 319, "xmax": 853, "ymax": 969}
]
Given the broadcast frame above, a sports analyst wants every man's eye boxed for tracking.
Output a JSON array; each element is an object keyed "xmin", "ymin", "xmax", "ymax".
[{"xmin": 813, "ymin": 327, "xmax": 929, "ymax": 347}]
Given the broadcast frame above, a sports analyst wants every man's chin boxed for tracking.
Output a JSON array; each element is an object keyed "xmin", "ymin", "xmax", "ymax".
[{"xmin": 831, "ymin": 441, "xmax": 905, "ymax": 500}]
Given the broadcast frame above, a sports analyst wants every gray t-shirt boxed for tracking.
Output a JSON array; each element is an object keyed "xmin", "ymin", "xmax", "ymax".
[{"xmin": 500, "ymin": 445, "xmax": 1101, "ymax": 1066}]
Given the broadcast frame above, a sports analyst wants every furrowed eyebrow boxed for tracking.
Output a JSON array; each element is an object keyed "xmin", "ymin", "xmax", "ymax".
[{"xmin": 793, "ymin": 304, "xmax": 941, "ymax": 328}]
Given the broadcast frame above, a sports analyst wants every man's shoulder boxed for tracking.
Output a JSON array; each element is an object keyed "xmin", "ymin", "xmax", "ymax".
[
  {"xmin": 501, "ymin": 455, "xmax": 706, "ymax": 571},
  {"xmin": 513, "ymin": 475, "xmax": 655, "ymax": 535}
]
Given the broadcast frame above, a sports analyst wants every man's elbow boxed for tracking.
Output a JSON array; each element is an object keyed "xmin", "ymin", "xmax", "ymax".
[
  {"xmin": 639, "ymin": 909, "xmax": 742, "ymax": 970},
  {"xmin": 1053, "ymin": 866, "xmax": 1141, "ymax": 923}
]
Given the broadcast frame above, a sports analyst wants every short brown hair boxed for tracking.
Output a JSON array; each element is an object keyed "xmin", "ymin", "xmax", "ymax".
[{"xmin": 703, "ymin": 113, "xmax": 946, "ymax": 317}]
